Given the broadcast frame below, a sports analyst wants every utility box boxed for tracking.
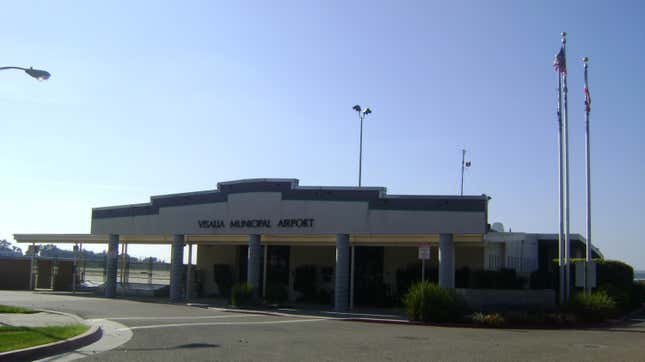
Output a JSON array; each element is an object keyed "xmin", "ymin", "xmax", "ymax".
[{"xmin": 575, "ymin": 261, "xmax": 597, "ymax": 288}]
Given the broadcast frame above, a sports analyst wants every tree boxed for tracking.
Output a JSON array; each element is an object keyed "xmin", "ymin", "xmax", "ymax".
[{"xmin": 0, "ymin": 239, "xmax": 23, "ymax": 257}]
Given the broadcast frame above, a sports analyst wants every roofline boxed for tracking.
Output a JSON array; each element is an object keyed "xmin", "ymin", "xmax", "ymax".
[{"xmin": 92, "ymin": 178, "xmax": 489, "ymax": 217}]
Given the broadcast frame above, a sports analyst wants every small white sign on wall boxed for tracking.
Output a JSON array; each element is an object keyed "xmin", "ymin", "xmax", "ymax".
[{"xmin": 418, "ymin": 245, "xmax": 431, "ymax": 260}]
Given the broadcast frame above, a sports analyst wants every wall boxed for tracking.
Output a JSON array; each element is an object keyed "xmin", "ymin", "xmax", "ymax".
[
  {"xmin": 505, "ymin": 235, "xmax": 538, "ymax": 274},
  {"xmin": 196, "ymin": 245, "xmax": 238, "ymax": 296},
  {"xmin": 0, "ymin": 258, "xmax": 30, "ymax": 290},
  {"xmin": 484, "ymin": 243, "xmax": 505, "ymax": 270},
  {"xmin": 0, "ymin": 258, "xmax": 75, "ymax": 291},
  {"xmin": 92, "ymin": 189, "xmax": 487, "ymax": 236},
  {"xmin": 455, "ymin": 246, "xmax": 484, "ymax": 270}
]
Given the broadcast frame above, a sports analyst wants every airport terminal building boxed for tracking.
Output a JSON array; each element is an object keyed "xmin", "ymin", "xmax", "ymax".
[{"xmin": 14, "ymin": 178, "xmax": 600, "ymax": 310}]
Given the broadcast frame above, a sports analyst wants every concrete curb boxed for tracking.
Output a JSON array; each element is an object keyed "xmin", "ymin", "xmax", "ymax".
[{"xmin": 0, "ymin": 316, "xmax": 103, "ymax": 362}]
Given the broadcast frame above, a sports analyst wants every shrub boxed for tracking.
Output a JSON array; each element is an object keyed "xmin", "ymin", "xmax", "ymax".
[
  {"xmin": 230, "ymin": 282, "xmax": 254, "ymax": 307},
  {"xmin": 630, "ymin": 282, "xmax": 645, "ymax": 306},
  {"xmin": 530, "ymin": 270, "xmax": 556, "ymax": 290},
  {"xmin": 396, "ymin": 263, "xmax": 437, "ymax": 298},
  {"xmin": 265, "ymin": 282, "xmax": 289, "ymax": 304},
  {"xmin": 472, "ymin": 312, "xmax": 506, "ymax": 327},
  {"xmin": 596, "ymin": 260, "xmax": 634, "ymax": 290},
  {"xmin": 455, "ymin": 267, "xmax": 470, "ymax": 288},
  {"xmin": 402, "ymin": 281, "xmax": 465, "ymax": 323},
  {"xmin": 564, "ymin": 290, "xmax": 617, "ymax": 323}
]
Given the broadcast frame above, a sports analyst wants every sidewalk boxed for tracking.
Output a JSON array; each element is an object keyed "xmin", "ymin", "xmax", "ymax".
[
  {"xmin": 0, "ymin": 309, "xmax": 103, "ymax": 361},
  {"xmin": 0, "ymin": 310, "xmax": 81, "ymax": 327}
]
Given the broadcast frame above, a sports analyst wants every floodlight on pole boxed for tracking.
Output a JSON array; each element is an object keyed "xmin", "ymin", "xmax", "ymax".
[
  {"xmin": 353, "ymin": 104, "xmax": 372, "ymax": 187},
  {"xmin": 0, "ymin": 66, "xmax": 51, "ymax": 80}
]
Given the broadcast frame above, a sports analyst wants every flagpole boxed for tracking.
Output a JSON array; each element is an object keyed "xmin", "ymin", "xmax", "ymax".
[
  {"xmin": 460, "ymin": 149, "xmax": 466, "ymax": 196},
  {"xmin": 556, "ymin": 61, "xmax": 565, "ymax": 305},
  {"xmin": 583, "ymin": 56, "xmax": 592, "ymax": 295},
  {"xmin": 561, "ymin": 32, "xmax": 571, "ymax": 301}
]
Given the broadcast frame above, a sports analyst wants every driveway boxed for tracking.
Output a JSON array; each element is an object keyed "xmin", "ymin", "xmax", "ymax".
[{"xmin": 1, "ymin": 291, "xmax": 643, "ymax": 361}]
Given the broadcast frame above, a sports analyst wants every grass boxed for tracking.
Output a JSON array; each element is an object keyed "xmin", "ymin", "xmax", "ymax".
[
  {"xmin": 0, "ymin": 324, "xmax": 89, "ymax": 352},
  {"xmin": 0, "ymin": 305, "xmax": 37, "ymax": 314}
]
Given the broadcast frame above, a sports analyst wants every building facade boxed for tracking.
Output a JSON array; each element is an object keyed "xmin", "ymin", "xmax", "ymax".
[{"xmin": 13, "ymin": 178, "xmax": 600, "ymax": 310}]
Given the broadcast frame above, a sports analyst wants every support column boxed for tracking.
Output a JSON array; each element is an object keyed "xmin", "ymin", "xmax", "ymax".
[
  {"xmin": 29, "ymin": 242, "xmax": 36, "ymax": 290},
  {"xmin": 185, "ymin": 243, "xmax": 193, "ymax": 300},
  {"xmin": 334, "ymin": 234, "xmax": 350, "ymax": 311},
  {"xmin": 262, "ymin": 245, "xmax": 268, "ymax": 299},
  {"xmin": 72, "ymin": 243, "xmax": 78, "ymax": 294},
  {"xmin": 170, "ymin": 234, "xmax": 185, "ymax": 303},
  {"xmin": 105, "ymin": 234, "xmax": 119, "ymax": 298},
  {"xmin": 438, "ymin": 233, "xmax": 455, "ymax": 288},
  {"xmin": 247, "ymin": 235, "xmax": 262, "ymax": 297},
  {"xmin": 350, "ymin": 245, "xmax": 355, "ymax": 309}
]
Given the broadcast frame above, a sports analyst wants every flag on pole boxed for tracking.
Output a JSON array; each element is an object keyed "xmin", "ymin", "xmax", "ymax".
[
  {"xmin": 554, "ymin": 47, "xmax": 567, "ymax": 74},
  {"xmin": 584, "ymin": 85, "xmax": 591, "ymax": 112}
]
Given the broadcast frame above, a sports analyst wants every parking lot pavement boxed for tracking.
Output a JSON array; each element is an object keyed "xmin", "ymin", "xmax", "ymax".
[{"xmin": 3, "ymin": 291, "xmax": 645, "ymax": 362}]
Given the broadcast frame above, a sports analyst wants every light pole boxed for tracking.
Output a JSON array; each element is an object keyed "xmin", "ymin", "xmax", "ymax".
[
  {"xmin": 0, "ymin": 66, "xmax": 51, "ymax": 80},
  {"xmin": 353, "ymin": 104, "xmax": 372, "ymax": 187}
]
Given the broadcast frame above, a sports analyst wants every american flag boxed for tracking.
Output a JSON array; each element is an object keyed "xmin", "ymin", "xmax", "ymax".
[
  {"xmin": 584, "ymin": 85, "xmax": 591, "ymax": 112},
  {"xmin": 553, "ymin": 46, "xmax": 566, "ymax": 74}
]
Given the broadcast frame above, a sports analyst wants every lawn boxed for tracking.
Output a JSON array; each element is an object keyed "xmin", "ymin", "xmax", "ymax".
[
  {"xmin": 0, "ymin": 305, "xmax": 37, "ymax": 314},
  {"xmin": 0, "ymin": 324, "xmax": 89, "ymax": 352}
]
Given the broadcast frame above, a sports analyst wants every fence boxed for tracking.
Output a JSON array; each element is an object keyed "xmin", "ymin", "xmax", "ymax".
[{"xmin": 80, "ymin": 257, "xmax": 171, "ymax": 286}]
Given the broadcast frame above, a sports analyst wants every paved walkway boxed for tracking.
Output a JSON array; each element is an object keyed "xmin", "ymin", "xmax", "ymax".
[{"xmin": 0, "ymin": 311, "xmax": 81, "ymax": 328}]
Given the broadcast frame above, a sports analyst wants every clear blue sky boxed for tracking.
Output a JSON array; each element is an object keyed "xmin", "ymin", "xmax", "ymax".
[{"xmin": 1, "ymin": 1, "xmax": 643, "ymax": 269}]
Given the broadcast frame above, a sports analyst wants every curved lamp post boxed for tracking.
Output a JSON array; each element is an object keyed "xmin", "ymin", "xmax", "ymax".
[
  {"xmin": 353, "ymin": 104, "xmax": 372, "ymax": 187},
  {"xmin": 0, "ymin": 66, "xmax": 51, "ymax": 80}
]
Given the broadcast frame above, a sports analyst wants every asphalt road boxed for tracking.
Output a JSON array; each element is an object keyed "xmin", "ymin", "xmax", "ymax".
[{"xmin": 2, "ymin": 291, "xmax": 644, "ymax": 361}]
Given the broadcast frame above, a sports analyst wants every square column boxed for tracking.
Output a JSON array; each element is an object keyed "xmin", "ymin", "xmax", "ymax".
[
  {"xmin": 247, "ymin": 234, "xmax": 262, "ymax": 297},
  {"xmin": 170, "ymin": 234, "xmax": 185, "ymax": 303},
  {"xmin": 334, "ymin": 234, "xmax": 350, "ymax": 311},
  {"xmin": 105, "ymin": 234, "xmax": 119, "ymax": 298},
  {"xmin": 438, "ymin": 233, "xmax": 455, "ymax": 288}
]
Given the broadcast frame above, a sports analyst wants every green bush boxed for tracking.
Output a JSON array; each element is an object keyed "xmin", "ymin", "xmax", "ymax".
[
  {"xmin": 230, "ymin": 283, "xmax": 254, "ymax": 307},
  {"xmin": 402, "ymin": 281, "xmax": 465, "ymax": 323},
  {"xmin": 530, "ymin": 270, "xmax": 556, "ymax": 289},
  {"xmin": 596, "ymin": 260, "xmax": 634, "ymax": 289},
  {"xmin": 395, "ymin": 263, "xmax": 437, "ymax": 298},
  {"xmin": 564, "ymin": 290, "xmax": 617, "ymax": 323},
  {"xmin": 472, "ymin": 312, "xmax": 506, "ymax": 327},
  {"xmin": 265, "ymin": 282, "xmax": 289, "ymax": 304},
  {"xmin": 630, "ymin": 282, "xmax": 645, "ymax": 306}
]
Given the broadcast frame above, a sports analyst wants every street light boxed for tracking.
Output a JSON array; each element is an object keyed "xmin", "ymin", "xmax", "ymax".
[
  {"xmin": 0, "ymin": 66, "xmax": 51, "ymax": 80},
  {"xmin": 353, "ymin": 104, "xmax": 372, "ymax": 187}
]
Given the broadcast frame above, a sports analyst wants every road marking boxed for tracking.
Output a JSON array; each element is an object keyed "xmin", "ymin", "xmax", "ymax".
[
  {"xmin": 104, "ymin": 313, "xmax": 264, "ymax": 321},
  {"xmin": 119, "ymin": 318, "xmax": 326, "ymax": 331}
]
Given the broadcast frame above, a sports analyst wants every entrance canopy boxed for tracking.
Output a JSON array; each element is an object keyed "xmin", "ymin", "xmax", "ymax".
[{"xmin": 14, "ymin": 233, "xmax": 485, "ymax": 246}]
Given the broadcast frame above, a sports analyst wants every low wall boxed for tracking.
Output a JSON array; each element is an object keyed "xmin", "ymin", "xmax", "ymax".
[
  {"xmin": 456, "ymin": 288, "xmax": 556, "ymax": 311},
  {"xmin": 0, "ymin": 258, "xmax": 30, "ymax": 290}
]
